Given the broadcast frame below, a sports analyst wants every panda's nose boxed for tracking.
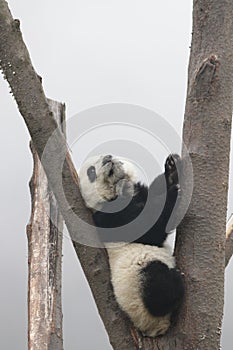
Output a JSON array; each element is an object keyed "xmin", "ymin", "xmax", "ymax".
[{"xmin": 102, "ymin": 154, "xmax": 112, "ymax": 166}]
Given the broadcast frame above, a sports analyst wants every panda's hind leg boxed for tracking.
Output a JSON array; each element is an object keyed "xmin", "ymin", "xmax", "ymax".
[{"xmin": 140, "ymin": 260, "xmax": 184, "ymax": 317}]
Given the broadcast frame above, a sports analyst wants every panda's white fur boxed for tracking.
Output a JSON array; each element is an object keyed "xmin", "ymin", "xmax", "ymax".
[
  {"xmin": 79, "ymin": 155, "xmax": 137, "ymax": 210},
  {"xmin": 78, "ymin": 154, "xmax": 184, "ymax": 337},
  {"xmin": 106, "ymin": 242, "xmax": 175, "ymax": 336}
]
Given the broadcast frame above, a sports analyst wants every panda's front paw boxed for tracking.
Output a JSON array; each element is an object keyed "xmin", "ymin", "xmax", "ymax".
[
  {"xmin": 165, "ymin": 154, "xmax": 181, "ymax": 187},
  {"xmin": 116, "ymin": 179, "xmax": 134, "ymax": 198},
  {"xmin": 165, "ymin": 154, "xmax": 180, "ymax": 173}
]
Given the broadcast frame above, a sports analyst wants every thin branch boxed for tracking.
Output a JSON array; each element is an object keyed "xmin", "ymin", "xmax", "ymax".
[{"xmin": 225, "ymin": 214, "xmax": 233, "ymax": 267}]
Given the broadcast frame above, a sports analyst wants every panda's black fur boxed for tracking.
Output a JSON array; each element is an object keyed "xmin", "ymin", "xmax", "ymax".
[{"xmin": 79, "ymin": 154, "xmax": 185, "ymax": 337}]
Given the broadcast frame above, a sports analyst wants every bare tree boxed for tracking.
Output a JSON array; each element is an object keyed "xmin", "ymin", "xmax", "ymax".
[
  {"xmin": 0, "ymin": 1, "xmax": 233, "ymax": 349},
  {"xmin": 27, "ymin": 101, "xmax": 65, "ymax": 350}
]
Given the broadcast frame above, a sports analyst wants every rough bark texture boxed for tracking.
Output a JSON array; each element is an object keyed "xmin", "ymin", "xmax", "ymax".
[
  {"xmin": 173, "ymin": 1, "xmax": 233, "ymax": 349},
  {"xmin": 27, "ymin": 101, "xmax": 65, "ymax": 350},
  {"xmin": 1, "ymin": 0, "xmax": 233, "ymax": 349}
]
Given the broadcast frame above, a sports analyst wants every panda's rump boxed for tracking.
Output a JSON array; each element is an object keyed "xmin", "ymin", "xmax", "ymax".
[
  {"xmin": 140, "ymin": 260, "xmax": 185, "ymax": 317},
  {"xmin": 107, "ymin": 243, "xmax": 180, "ymax": 336}
]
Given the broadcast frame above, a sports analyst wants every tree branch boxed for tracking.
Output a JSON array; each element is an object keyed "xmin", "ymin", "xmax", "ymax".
[
  {"xmin": 27, "ymin": 101, "xmax": 65, "ymax": 350},
  {"xmin": 225, "ymin": 214, "xmax": 233, "ymax": 267},
  {"xmin": 0, "ymin": 2, "xmax": 136, "ymax": 349}
]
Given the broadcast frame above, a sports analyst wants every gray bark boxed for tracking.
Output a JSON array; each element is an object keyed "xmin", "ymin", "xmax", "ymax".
[
  {"xmin": 1, "ymin": 0, "xmax": 233, "ymax": 349},
  {"xmin": 27, "ymin": 101, "xmax": 65, "ymax": 350},
  {"xmin": 174, "ymin": 1, "xmax": 233, "ymax": 348}
]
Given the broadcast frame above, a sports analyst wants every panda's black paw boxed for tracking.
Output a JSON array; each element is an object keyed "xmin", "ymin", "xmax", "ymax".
[
  {"xmin": 165, "ymin": 154, "xmax": 181, "ymax": 187},
  {"xmin": 165, "ymin": 154, "xmax": 180, "ymax": 172}
]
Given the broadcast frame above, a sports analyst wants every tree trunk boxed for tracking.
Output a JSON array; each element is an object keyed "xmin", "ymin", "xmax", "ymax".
[
  {"xmin": 27, "ymin": 101, "xmax": 65, "ymax": 350},
  {"xmin": 174, "ymin": 1, "xmax": 233, "ymax": 349}
]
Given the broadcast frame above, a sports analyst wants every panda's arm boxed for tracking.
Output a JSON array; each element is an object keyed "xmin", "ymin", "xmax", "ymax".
[
  {"xmin": 93, "ymin": 155, "xmax": 182, "ymax": 245},
  {"xmin": 133, "ymin": 155, "xmax": 182, "ymax": 246},
  {"xmin": 148, "ymin": 172, "xmax": 167, "ymax": 196},
  {"xmin": 92, "ymin": 183, "xmax": 148, "ymax": 242},
  {"xmin": 133, "ymin": 184, "xmax": 179, "ymax": 246},
  {"xmin": 93, "ymin": 180, "xmax": 179, "ymax": 246}
]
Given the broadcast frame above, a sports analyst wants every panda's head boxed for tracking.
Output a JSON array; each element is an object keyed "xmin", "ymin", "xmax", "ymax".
[{"xmin": 78, "ymin": 155, "xmax": 137, "ymax": 210}]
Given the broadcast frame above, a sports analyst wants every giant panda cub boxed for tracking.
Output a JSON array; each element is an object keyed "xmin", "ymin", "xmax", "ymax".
[{"xmin": 78, "ymin": 154, "xmax": 184, "ymax": 337}]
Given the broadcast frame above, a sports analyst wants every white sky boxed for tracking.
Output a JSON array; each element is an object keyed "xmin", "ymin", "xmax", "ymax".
[{"xmin": 0, "ymin": 1, "xmax": 233, "ymax": 349}]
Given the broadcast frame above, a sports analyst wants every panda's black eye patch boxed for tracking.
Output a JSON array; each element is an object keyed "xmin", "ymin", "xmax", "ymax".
[{"xmin": 87, "ymin": 166, "xmax": 97, "ymax": 182}]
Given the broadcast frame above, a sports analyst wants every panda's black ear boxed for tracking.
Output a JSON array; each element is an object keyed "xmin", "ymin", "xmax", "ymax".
[{"xmin": 87, "ymin": 166, "xmax": 97, "ymax": 182}]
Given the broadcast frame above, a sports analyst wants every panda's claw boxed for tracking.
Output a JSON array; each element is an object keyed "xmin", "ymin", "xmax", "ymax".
[
  {"xmin": 165, "ymin": 154, "xmax": 180, "ymax": 172},
  {"xmin": 165, "ymin": 154, "xmax": 181, "ymax": 187}
]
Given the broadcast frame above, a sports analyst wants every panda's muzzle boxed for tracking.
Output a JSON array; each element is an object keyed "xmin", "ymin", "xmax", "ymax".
[
  {"xmin": 102, "ymin": 155, "xmax": 114, "ymax": 177},
  {"xmin": 102, "ymin": 156, "xmax": 125, "ymax": 182},
  {"xmin": 102, "ymin": 154, "xmax": 113, "ymax": 166}
]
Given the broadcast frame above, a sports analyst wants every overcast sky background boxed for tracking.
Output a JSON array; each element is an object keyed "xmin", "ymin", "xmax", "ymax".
[{"xmin": 0, "ymin": 1, "xmax": 233, "ymax": 349}]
